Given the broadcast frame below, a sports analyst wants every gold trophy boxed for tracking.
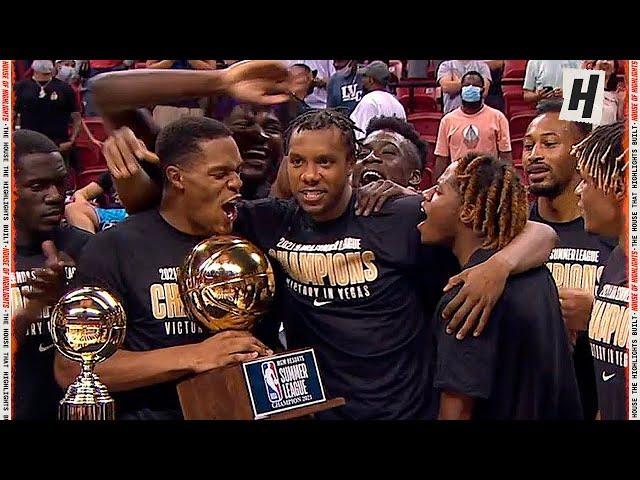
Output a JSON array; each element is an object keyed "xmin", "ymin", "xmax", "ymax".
[
  {"xmin": 176, "ymin": 236, "xmax": 344, "ymax": 420},
  {"xmin": 50, "ymin": 286, "xmax": 126, "ymax": 420},
  {"xmin": 178, "ymin": 235, "xmax": 275, "ymax": 333}
]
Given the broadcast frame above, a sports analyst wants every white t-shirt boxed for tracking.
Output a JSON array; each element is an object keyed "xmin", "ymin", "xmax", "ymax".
[
  {"xmin": 523, "ymin": 60, "xmax": 582, "ymax": 91},
  {"xmin": 350, "ymin": 90, "xmax": 407, "ymax": 139}
]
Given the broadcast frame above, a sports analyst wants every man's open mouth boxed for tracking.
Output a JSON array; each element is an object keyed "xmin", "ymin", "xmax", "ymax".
[
  {"xmin": 221, "ymin": 196, "xmax": 240, "ymax": 222},
  {"xmin": 360, "ymin": 169, "xmax": 386, "ymax": 186}
]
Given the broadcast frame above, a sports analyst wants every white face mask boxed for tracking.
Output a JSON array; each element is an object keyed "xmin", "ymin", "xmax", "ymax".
[
  {"xmin": 56, "ymin": 65, "xmax": 74, "ymax": 82},
  {"xmin": 32, "ymin": 60, "xmax": 54, "ymax": 74}
]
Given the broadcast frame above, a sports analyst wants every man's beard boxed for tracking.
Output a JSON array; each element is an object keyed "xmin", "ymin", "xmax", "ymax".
[{"xmin": 528, "ymin": 182, "xmax": 563, "ymax": 198}]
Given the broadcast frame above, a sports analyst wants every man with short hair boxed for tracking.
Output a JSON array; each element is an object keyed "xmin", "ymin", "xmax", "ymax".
[
  {"xmin": 54, "ymin": 118, "xmax": 272, "ymax": 420},
  {"xmin": 349, "ymin": 61, "xmax": 406, "ymax": 139},
  {"xmin": 437, "ymin": 60, "xmax": 492, "ymax": 114},
  {"xmin": 523, "ymin": 99, "xmax": 616, "ymax": 419},
  {"xmin": 11, "ymin": 129, "xmax": 92, "ymax": 419},
  {"xmin": 434, "ymin": 71, "xmax": 512, "ymax": 181}
]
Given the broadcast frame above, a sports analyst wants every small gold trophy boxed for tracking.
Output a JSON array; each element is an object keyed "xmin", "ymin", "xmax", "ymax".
[{"xmin": 50, "ymin": 286, "xmax": 126, "ymax": 420}]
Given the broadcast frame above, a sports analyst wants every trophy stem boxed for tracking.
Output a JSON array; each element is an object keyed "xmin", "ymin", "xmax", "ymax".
[{"xmin": 59, "ymin": 360, "xmax": 116, "ymax": 421}]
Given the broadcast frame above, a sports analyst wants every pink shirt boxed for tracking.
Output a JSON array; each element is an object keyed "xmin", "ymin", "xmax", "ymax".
[{"xmin": 434, "ymin": 105, "xmax": 511, "ymax": 161}]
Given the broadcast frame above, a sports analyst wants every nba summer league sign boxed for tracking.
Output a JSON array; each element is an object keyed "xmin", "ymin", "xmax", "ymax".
[{"xmin": 242, "ymin": 349, "xmax": 326, "ymax": 419}]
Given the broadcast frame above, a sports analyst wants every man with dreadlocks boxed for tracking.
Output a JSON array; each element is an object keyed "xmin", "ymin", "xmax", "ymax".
[
  {"xmin": 420, "ymin": 153, "xmax": 582, "ymax": 419},
  {"xmin": 573, "ymin": 121, "xmax": 629, "ymax": 420},
  {"xmin": 88, "ymin": 69, "xmax": 558, "ymax": 419}
]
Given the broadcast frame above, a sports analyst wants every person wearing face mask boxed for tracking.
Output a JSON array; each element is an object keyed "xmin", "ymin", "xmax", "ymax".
[
  {"xmin": 15, "ymin": 60, "xmax": 81, "ymax": 159},
  {"xmin": 55, "ymin": 60, "xmax": 77, "ymax": 83},
  {"xmin": 349, "ymin": 61, "xmax": 406, "ymax": 139},
  {"xmin": 433, "ymin": 71, "xmax": 512, "ymax": 181},
  {"xmin": 327, "ymin": 60, "xmax": 365, "ymax": 115}
]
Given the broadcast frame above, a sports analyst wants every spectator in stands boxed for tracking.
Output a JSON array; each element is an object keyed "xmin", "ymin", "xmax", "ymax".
[
  {"xmin": 437, "ymin": 60, "xmax": 492, "ymax": 114},
  {"xmin": 350, "ymin": 61, "xmax": 406, "ymax": 139},
  {"xmin": 277, "ymin": 63, "xmax": 314, "ymax": 129},
  {"xmin": 327, "ymin": 60, "xmax": 365, "ymax": 115},
  {"xmin": 594, "ymin": 60, "xmax": 626, "ymax": 125},
  {"xmin": 407, "ymin": 60, "xmax": 429, "ymax": 78},
  {"xmin": 484, "ymin": 60, "xmax": 505, "ymax": 112},
  {"xmin": 523, "ymin": 60, "xmax": 582, "ymax": 103},
  {"xmin": 55, "ymin": 60, "xmax": 77, "ymax": 83},
  {"xmin": 286, "ymin": 60, "xmax": 335, "ymax": 109},
  {"xmin": 145, "ymin": 60, "xmax": 217, "ymax": 127},
  {"xmin": 434, "ymin": 71, "xmax": 512, "ymax": 180},
  {"xmin": 65, "ymin": 172, "xmax": 128, "ymax": 233},
  {"xmin": 15, "ymin": 60, "xmax": 81, "ymax": 164}
]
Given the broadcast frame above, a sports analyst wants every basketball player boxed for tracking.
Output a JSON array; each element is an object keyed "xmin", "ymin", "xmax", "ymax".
[
  {"xmin": 52, "ymin": 121, "xmax": 276, "ymax": 420},
  {"xmin": 573, "ymin": 121, "xmax": 629, "ymax": 420},
  {"xmin": 12, "ymin": 129, "xmax": 92, "ymax": 419},
  {"xmin": 421, "ymin": 153, "xmax": 582, "ymax": 419}
]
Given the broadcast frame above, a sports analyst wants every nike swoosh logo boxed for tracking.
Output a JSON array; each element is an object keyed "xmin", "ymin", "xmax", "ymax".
[
  {"xmin": 39, "ymin": 343, "xmax": 54, "ymax": 353},
  {"xmin": 313, "ymin": 299, "xmax": 332, "ymax": 307},
  {"xmin": 602, "ymin": 372, "xmax": 616, "ymax": 382}
]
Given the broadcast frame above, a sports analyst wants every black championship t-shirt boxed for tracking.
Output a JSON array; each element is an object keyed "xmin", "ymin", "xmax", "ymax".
[
  {"xmin": 529, "ymin": 203, "xmax": 616, "ymax": 419},
  {"xmin": 433, "ymin": 248, "xmax": 583, "ymax": 419},
  {"xmin": 588, "ymin": 245, "xmax": 628, "ymax": 420},
  {"xmin": 72, "ymin": 209, "xmax": 213, "ymax": 420},
  {"xmin": 16, "ymin": 78, "xmax": 79, "ymax": 144},
  {"xmin": 235, "ymin": 193, "xmax": 459, "ymax": 420},
  {"xmin": 12, "ymin": 225, "xmax": 92, "ymax": 420}
]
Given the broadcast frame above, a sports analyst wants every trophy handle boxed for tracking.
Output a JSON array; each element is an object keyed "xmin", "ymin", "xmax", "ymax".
[{"xmin": 59, "ymin": 361, "xmax": 116, "ymax": 421}]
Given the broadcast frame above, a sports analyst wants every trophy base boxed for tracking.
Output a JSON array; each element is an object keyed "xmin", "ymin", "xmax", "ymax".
[
  {"xmin": 59, "ymin": 371, "xmax": 116, "ymax": 421},
  {"xmin": 177, "ymin": 350, "xmax": 345, "ymax": 420}
]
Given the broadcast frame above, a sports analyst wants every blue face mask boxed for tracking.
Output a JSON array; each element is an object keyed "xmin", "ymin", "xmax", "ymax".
[{"xmin": 461, "ymin": 85, "xmax": 482, "ymax": 103}]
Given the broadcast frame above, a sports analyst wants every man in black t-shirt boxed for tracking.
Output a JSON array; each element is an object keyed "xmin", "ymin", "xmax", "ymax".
[
  {"xmin": 53, "ymin": 118, "xmax": 272, "ymax": 420},
  {"xmin": 573, "ymin": 122, "xmax": 629, "ymax": 420},
  {"xmin": 523, "ymin": 99, "xmax": 616, "ymax": 419},
  {"xmin": 15, "ymin": 60, "xmax": 81, "ymax": 156},
  {"xmin": 11, "ymin": 129, "xmax": 93, "ymax": 420},
  {"xmin": 422, "ymin": 153, "xmax": 582, "ymax": 419}
]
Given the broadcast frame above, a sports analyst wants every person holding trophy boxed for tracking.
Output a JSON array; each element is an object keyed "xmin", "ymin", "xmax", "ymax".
[{"xmin": 54, "ymin": 117, "xmax": 275, "ymax": 420}]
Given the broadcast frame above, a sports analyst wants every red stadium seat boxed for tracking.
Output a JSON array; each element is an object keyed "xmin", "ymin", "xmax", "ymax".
[
  {"xmin": 75, "ymin": 143, "xmax": 106, "ymax": 173},
  {"xmin": 408, "ymin": 112, "xmax": 442, "ymax": 143},
  {"xmin": 419, "ymin": 167, "xmax": 433, "ymax": 190},
  {"xmin": 503, "ymin": 85, "xmax": 536, "ymax": 119},
  {"xmin": 83, "ymin": 117, "xmax": 107, "ymax": 142},
  {"xmin": 511, "ymin": 139, "xmax": 524, "ymax": 164},
  {"xmin": 509, "ymin": 111, "xmax": 537, "ymax": 141},
  {"xmin": 503, "ymin": 60, "xmax": 527, "ymax": 80},
  {"xmin": 134, "ymin": 62, "xmax": 147, "ymax": 69},
  {"xmin": 399, "ymin": 94, "xmax": 438, "ymax": 114},
  {"xmin": 76, "ymin": 168, "xmax": 108, "ymax": 190}
]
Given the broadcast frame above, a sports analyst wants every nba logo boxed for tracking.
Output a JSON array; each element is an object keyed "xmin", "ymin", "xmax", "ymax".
[{"xmin": 262, "ymin": 361, "xmax": 283, "ymax": 403}]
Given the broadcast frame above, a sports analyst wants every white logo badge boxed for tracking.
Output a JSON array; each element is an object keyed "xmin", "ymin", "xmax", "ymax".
[{"xmin": 560, "ymin": 68, "xmax": 605, "ymax": 125}]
